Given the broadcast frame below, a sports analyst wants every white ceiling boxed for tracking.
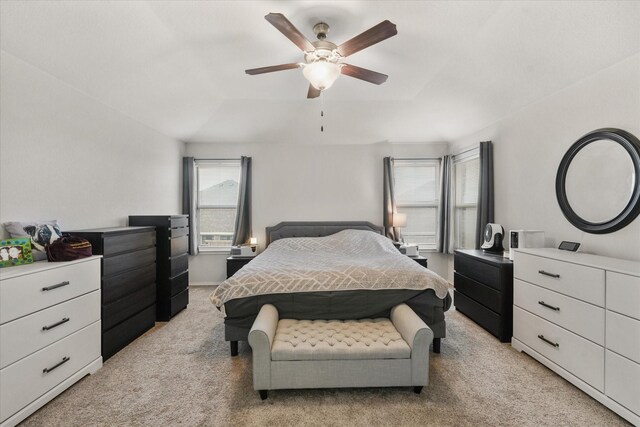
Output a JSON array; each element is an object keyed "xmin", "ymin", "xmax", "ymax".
[{"xmin": 1, "ymin": 1, "xmax": 639, "ymax": 145}]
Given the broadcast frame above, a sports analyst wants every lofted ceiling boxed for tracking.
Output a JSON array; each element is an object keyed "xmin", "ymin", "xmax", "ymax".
[{"xmin": 1, "ymin": 1, "xmax": 639, "ymax": 145}]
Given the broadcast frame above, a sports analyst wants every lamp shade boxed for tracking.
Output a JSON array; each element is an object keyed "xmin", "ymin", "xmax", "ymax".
[
  {"xmin": 392, "ymin": 213, "xmax": 407, "ymax": 228},
  {"xmin": 302, "ymin": 61, "xmax": 341, "ymax": 91},
  {"xmin": 249, "ymin": 237, "xmax": 257, "ymax": 245}
]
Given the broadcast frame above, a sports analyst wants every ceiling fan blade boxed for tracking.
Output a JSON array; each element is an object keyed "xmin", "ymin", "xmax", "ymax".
[
  {"xmin": 337, "ymin": 20, "xmax": 397, "ymax": 57},
  {"xmin": 307, "ymin": 84, "xmax": 321, "ymax": 99},
  {"xmin": 265, "ymin": 13, "xmax": 315, "ymax": 52},
  {"xmin": 245, "ymin": 63, "xmax": 300, "ymax": 75},
  {"xmin": 341, "ymin": 64, "xmax": 388, "ymax": 85}
]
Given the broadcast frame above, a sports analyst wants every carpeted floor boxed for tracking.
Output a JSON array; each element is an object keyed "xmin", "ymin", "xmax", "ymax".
[{"xmin": 22, "ymin": 287, "xmax": 629, "ymax": 427}]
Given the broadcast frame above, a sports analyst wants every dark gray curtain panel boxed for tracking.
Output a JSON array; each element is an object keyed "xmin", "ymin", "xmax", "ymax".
[
  {"xmin": 182, "ymin": 157, "xmax": 199, "ymax": 255},
  {"xmin": 437, "ymin": 155, "xmax": 453, "ymax": 253},
  {"xmin": 383, "ymin": 157, "xmax": 402, "ymax": 242},
  {"xmin": 475, "ymin": 141, "xmax": 494, "ymax": 249},
  {"xmin": 233, "ymin": 156, "xmax": 252, "ymax": 246}
]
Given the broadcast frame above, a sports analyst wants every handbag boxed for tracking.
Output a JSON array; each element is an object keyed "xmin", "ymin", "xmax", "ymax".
[{"xmin": 46, "ymin": 234, "xmax": 93, "ymax": 262}]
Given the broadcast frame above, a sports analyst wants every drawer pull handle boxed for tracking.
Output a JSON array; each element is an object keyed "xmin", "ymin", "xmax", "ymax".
[
  {"xmin": 42, "ymin": 281, "xmax": 70, "ymax": 291},
  {"xmin": 537, "ymin": 334, "xmax": 559, "ymax": 348},
  {"xmin": 538, "ymin": 270, "xmax": 560, "ymax": 279},
  {"xmin": 538, "ymin": 301, "xmax": 560, "ymax": 311},
  {"xmin": 43, "ymin": 356, "xmax": 70, "ymax": 374},
  {"xmin": 42, "ymin": 317, "xmax": 70, "ymax": 331}
]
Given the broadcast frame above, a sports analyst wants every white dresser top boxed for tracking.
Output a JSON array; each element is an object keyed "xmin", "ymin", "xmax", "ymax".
[
  {"xmin": 515, "ymin": 248, "xmax": 640, "ymax": 277},
  {"xmin": 0, "ymin": 256, "xmax": 102, "ymax": 281}
]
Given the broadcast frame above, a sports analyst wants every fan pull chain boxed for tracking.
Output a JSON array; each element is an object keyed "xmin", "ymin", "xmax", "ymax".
[{"xmin": 320, "ymin": 91, "xmax": 324, "ymax": 132}]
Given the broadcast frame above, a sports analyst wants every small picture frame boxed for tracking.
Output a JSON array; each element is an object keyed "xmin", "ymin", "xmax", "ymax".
[{"xmin": 0, "ymin": 237, "xmax": 34, "ymax": 268}]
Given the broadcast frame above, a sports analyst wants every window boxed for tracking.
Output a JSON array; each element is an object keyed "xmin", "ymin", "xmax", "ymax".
[
  {"xmin": 452, "ymin": 151, "xmax": 479, "ymax": 249},
  {"xmin": 394, "ymin": 159, "xmax": 441, "ymax": 250},
  {"xmin": 196, "ymin": 160, "xmax": 241, "ymax": 249}
]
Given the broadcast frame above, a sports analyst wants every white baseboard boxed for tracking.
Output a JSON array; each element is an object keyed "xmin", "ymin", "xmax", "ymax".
[{"xmin": 189, "ymin": 282, "xmax": 219, "ymax": 287}]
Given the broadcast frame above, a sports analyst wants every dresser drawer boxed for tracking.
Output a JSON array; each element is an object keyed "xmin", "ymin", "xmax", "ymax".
[
  {"xmin": 0, "ymin": 321, "xmax": 100, "ymax": 423},
  {"xmin": 0, "ymin": 291, "xmax": 100, "ymax": 369},
  {"xmin": 513, "ymin": 306, "xmax": 604, "ymax": 391},
  {"xmin": 102, "ymin": 283, "xmax": 156, "ymax": 331},
  {"xmin": 514, "ymin": 252, "xmax": 604, "ymax": 306},
  {"xmin": 168, "ymin": 253, "xmax": 188, "ymax": 278},
  {"xmin": 102, "ymin": 304, "xmax": 155, "ymax": 361},
  {"xmin": 605, "ymin": 350, "xmax": 640, "ymax": 415},
  {"xmin": 607, "ymin": 272, "xmax": 640, "ymax": 321},
  {"xmin": 169, "ymin": 235, "xmax": 188, "ymax": 257},
  {"xmin": 454, "ymin": 272, "xmax": 502, "ymax": 314},
  {"xmin": 169, "ymin": 271, "xmax": 188, "ymax": 297},
  {"xmin": 169, "ymin": 216, "xmax": 188, "ymax": 229},
  {"xmin": 102, "ymin": 263, "xmax": 156, "ymax": 304},
  {"xmin": 102, "ymin": 230, "xmax": 155, "ymax": 256},
  {"xmin": 170, "ymin": 227, "xmax": 189, "ymax": 239},
  {"xmin": 454, "ymin": 254, "xmax": 501, "ymax": 290},
  {"xmin": 606, "ymin": 311, "xmax": 640, "ymax": 364},
  {"xmin": 0, "ymin": 258, "xmax": 100, "ymax": 324},
  {"xmin": 514, "ymin": 279, "xmax": 604, "ymax": 345},
  {"xmin": 102, "ymin": 246, "xmax": 156, "ymax": 277}
]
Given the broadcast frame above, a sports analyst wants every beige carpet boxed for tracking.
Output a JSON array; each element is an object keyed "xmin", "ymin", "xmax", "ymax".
[{"xmin": 22, "ymin": 287, "xmax": 629, "ymax": 427}]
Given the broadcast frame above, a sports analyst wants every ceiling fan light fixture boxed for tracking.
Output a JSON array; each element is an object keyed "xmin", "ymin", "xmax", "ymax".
[{"xmin": 303, "ymin": 60, "xmax": 341, "ymax": 91}]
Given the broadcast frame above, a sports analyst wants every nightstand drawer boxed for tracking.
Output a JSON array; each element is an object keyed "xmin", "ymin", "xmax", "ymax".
[
  {"xmin": 227, "ymin": 257, "xmax": 253, "ymax": 278},
  {"xmin": 514, "ymin": 279, "xmax": 604, "ymax": 345}
]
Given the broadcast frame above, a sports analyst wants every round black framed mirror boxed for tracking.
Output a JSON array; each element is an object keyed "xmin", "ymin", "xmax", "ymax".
[{"xmin": 556, "ymin": 128, "xmax": 640, "ymax": 234}]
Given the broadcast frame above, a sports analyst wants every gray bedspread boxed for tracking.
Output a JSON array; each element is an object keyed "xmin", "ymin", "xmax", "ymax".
[{"xmin": 211, "ymin": 229, "xmax": 450, "ymax": 311}]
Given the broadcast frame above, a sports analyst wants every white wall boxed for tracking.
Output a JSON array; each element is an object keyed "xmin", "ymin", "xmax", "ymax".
[
  {"xmin": 450, "ymin": 53, "xmax": 640, "ymax": 262},
  {"xmin": 0, "ymin": 51, "xmax": 184, "ymax": 233},
  {"xmin": 185, "ymin": 141, "xmax": 452, "ymax": 284}
]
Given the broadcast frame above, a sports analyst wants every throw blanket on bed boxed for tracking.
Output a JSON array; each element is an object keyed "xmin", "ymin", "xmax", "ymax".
[{"xmin": 210, "ymin": 229, "xmax": 450, "ymax": 309}]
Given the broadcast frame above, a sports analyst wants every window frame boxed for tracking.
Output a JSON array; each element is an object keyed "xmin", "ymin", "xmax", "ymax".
[
  {"xmin": 195, "ymin": 159, "xmax": 241, "ymax": 253},
  {"xmin": 393, "ymin": 158, "xmax": 441, "ymax": 251},
  {"xmin": 451, "ymin": 148, "xmax": 480, "ymax": 250}
]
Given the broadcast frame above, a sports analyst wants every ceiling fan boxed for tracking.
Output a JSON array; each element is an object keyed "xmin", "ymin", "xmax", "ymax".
[{"xmin": 245, "ymin": 13, "xmax": 398, "ymax": 98}]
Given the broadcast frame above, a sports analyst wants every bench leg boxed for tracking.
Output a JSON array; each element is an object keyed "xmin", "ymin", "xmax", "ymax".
[
  {"xmin": 413, "ymin": 386, "xmax": 423, "ymax": 394},
  {"xmin": 259, "ymin": 390, "xmax": 268, "ymax": 400},
  {"xmin": 432, "ymin": 338, "xmax": 441, "ymax": 354},
  {"xmin": 230, "ymin": 341, "xmax": 238, "ymax": 357}
]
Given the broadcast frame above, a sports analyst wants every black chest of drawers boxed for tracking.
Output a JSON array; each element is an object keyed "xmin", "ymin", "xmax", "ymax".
[
  {"xmin": 454, "ymin": 249, "xmax": 513, "ymax": 342},
  {"xmin": 67, "ymin": 226, "xmax": 157, "ymax": 360},
  {"xmin": 129, "ymin": 215, "xmax": 189, "ymax": 321}
]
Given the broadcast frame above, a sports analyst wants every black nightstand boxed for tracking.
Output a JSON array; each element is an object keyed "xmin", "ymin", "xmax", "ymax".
[
  {"xmin": 409, "ymin": 255, "xmax": 428, "ymax": 268},
  {"xmin": 227, "ymin": 256, "xmax": 254, "ymax": 278}
]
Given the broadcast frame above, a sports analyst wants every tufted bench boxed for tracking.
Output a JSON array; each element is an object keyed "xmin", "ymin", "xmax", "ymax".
[{"xmin": 248, "ymin": 303, "xmax": 433, "ymax": 399}]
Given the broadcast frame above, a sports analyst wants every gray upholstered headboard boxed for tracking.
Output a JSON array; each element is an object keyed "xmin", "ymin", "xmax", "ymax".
[{"xmin": 265, "ymin": 221, "xmax": 385, "ymax": 246}]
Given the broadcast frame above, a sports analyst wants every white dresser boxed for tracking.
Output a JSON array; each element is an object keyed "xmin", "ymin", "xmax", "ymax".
[
  {"xmin": 513, "ymin": 248, "xmax": 640, "ymax": 426},
  {"xmin": 0, "ymin": 257, "xmax": 102, "ymax": 427}
]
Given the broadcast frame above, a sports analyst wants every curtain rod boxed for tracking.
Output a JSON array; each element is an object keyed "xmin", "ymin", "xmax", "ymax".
[
  {"xmin": 453, "ymin": 145, "xmax": 479, "ymax": 157},
  {"xmin": 394, "ymin": 157, "xmax": 441, "ymax": 161},
  {"xmin": 194, "ymin": 158, "xmax": 241, "ymax": 161}
]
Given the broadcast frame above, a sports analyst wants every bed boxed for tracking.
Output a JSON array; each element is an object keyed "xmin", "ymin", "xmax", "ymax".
[{"xmin": 211, "ymin": 221, "xmax": 452, "ymax": 356}]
